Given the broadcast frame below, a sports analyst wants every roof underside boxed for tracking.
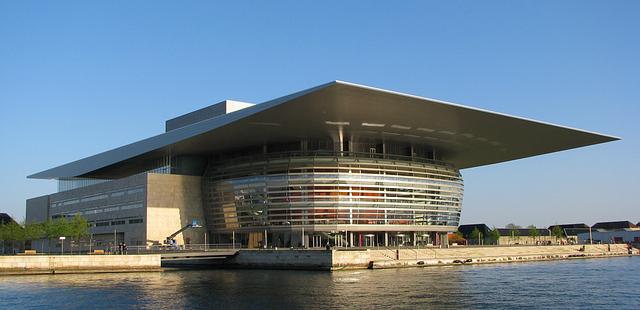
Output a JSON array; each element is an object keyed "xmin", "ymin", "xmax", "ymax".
[{"xmin": 29, "ymin": 81, "xmax": 618, "ymax": 179}]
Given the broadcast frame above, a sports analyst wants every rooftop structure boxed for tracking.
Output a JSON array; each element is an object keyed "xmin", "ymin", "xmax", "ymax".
[
  {"xmin": 496, "ymin": 228, "xmax": 550, "ymax": 237},
  {"xmin": 548, "ymin": 223, "xmax": 590, "ymax": 230},
  {"xmin": 592, "ymin": 221, "xmax": 638, "ymax": 230},
  {"xmin": 0, "ymin": 213, "xmax": 16, "ymax": 225},
  {"xmin": 26, "ymin": 81, "xmax": 618, "ymax": 250}
]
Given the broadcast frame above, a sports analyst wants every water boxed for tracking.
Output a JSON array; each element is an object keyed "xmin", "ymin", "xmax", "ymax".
[{"xmin": 1, "ymin": 257, "xmax": 639, "ymax": 309}]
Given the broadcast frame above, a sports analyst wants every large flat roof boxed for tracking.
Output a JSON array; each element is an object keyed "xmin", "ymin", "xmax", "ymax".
[{"xmin": 29, "ymin": 81, "xmax": 618, "ymax": 179}]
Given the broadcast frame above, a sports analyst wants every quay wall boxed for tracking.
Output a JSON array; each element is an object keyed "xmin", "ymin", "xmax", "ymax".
[
  {"xmin": 230, "ymin": 250, "xmax": 332, "ymax": 270},
  {"xmin": 358, "ymin": 244, "xmax": 635, "ymax": 270},
  {"xmin": 0, "ymin": 255, "xmax": 161, "ymax": 275},
  {"xmin": 229, "ymin": 245, "xmax": 635, "ymax": 271}
]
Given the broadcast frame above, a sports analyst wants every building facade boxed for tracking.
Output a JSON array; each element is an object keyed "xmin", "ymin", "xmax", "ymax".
[{"xmin": 26, "ymin": 81, "xmax": 618, "ymax": 250}]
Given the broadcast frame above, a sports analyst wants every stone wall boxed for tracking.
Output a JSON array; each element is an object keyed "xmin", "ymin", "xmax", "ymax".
[
  {"xmin": 333, "ymin": 250, "xmax": 374, "ymax": 269},
  {"xmin": 367, "ymin": 244, "xmax": 634, "ymax": 269},
  {"xmin": 146, "ymin": 174, "xmax": 205, "ymax": 246},
  {"xmin": 0, "ymin": 255, "xmax": 161, "ymax": 274},
  {"xmin": 230, "ymin": 250, "xmax": 332, "ymax": 270}
]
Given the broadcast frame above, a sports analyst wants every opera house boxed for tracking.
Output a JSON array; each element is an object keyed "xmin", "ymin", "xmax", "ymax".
[{"xmin": 26, "ymin": 81, "xmax": 617, "ymax": 249}]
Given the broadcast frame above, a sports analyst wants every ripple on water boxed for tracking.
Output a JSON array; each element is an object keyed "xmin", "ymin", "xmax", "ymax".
[{"xmin": 0, "ymin": 257, "xmax": 639, "ymax": 309}]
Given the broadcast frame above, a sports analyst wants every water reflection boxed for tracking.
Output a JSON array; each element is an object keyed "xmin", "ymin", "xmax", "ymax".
[{"xmin": 1, "ymin": 257, "xmax": 638, "ymax": 309}]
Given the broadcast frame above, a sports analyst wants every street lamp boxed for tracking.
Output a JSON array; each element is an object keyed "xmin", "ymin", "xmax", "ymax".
[{"xmin": 59, "ymin": 236, "xmax": 66, "ymax": 255}]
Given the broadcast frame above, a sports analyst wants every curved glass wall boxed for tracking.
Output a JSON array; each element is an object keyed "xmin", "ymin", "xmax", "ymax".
[{"xmin": 202, "ymin": 151, "xmax": 463, "ymax": 232}]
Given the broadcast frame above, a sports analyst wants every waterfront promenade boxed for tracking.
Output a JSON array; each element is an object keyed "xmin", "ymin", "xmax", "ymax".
[{"xmin": 228, "ymin": 244, "xmax": 635, "ymax": 270}]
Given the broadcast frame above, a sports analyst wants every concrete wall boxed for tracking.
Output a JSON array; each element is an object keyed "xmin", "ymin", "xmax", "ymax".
[
  {"xmin": 146, "ymin": 173, "xmax": 205, "ymax": 246},
  {"xmin": 333, "ymin": 245, "xmax": 633, "ymax": 270},
  {"xmin": 230, "ymin": 250, "xmax": 332, "ymax": 270},
  {"xmin": 0, "ymin": 255, "xmax": 161, "ymax": 274},
  {"xmin": 26, "ymin": 195, "xmax": 49, "ymax": 223},
  {"xmin": 498, "ymin": 235, "xmax": 557, "ymax": 246},
  {"xmin": 333, "ymin": 250, "xmax": 374, "ymax": 269}
]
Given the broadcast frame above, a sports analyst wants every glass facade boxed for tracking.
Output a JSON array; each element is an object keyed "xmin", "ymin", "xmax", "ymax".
[
  {"xmin": 202, "ymin": 151, "xmax": 463, "ymax": 233},
  {"xmin": 57, "ymin": 178, "xmax": 110, "ymax": 192},
  {"xmin": 56, "ymin": 155, "xmax": 172, "ymax": 192}
]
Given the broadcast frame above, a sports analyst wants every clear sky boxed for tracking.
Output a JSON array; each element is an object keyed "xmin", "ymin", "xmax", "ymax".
[{"xmin": 1, "ymin": 1, "xmax": 638, "ymax": 227}]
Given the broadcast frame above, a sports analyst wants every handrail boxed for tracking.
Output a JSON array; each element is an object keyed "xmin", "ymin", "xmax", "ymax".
[{"xmin": 209, "ymin": 151, "xmax": 456, "ymax": 169}]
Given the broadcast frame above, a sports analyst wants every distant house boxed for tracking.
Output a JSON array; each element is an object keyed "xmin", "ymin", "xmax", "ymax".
[
  {"xmin": 548, "ymin": 223, "xmax": 590, "ymax": 243},
  {"xmin": 0, "ymin": 213, "xmax": 16, "ymax": 225},
  {"xmin": 457, "ymin": 224, "xmax": 492, "ymax": 244},
  {"xmin": 591, "ymin": 221, "xmax": 638, "ymax": 230},
  {"xmin": 495, "ymin": 228, "xmax": 555, "ymax": 245},
  {"xmin": 577, "ymin": 221, "xmax": 640, "ymax": 244},
  {"xmin": 577, "ymin": 230, "xmax": 640, "ymax": 244}
]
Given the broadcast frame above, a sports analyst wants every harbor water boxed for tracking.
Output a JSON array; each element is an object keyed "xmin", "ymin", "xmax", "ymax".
[{"xmin": 1, "ymin": 256, "xmax": 638, "ymax": 309}]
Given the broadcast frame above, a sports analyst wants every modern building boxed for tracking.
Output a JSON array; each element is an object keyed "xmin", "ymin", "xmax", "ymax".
[{"xmin": 25, "ymin": 81, "xmax": 618, "ymax": 250}]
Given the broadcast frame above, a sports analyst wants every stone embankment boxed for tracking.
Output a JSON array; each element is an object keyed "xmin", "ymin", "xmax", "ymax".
[
  {"xmin": 228, "ymin": 244, "xmax": 636, "ymax": 270},
  {"xmin": 0, "ymin": 254, "xmax": 161, "ymax": 275},
  {"xmin": 357, "ymin": 244, "xmax": 635, "ymax": 270}
]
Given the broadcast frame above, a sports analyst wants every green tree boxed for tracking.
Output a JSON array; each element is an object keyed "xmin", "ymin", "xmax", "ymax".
[
  {"xmin": 69, "ymin": 214, "xmax": 89, "ymax": 253},
  {"xmin": 470, "ymin": 227, "xmax": 483, "ymax": 245},
  {"xmin": 42, "ymin": 218, "xmax": 73, "ymax": 253},
  {"xmin": 489, "ymin": 227, "xmax": 501, "ymax": 245},
  {"xmin": 528, "ymin": 226, "xmax": 540, "ymax": 243},
  {"xmin": 21, "ymin": 221, "xmax": 43, "ymax": 251},
  {"xmin": 0, "ymin": 223, "xmax": 7, "ymax": 254},
  {"xmin": 3, "ymin": 221, "xmax": 24, "ymax": 254},
  {"xmin": 41, "ymin": 220, "xmax": 56, "ymax": 253},
  {"xmin": 509, "ymin": 227, "xmax": 520, "ymax": 243},
  {"xmin": 552, "ymin": 225, "xmax": 564, "ymax": 242}
]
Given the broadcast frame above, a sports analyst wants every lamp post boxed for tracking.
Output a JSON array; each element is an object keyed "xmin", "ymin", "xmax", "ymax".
[{"xmin": 59, "ymin": 236, "xmax": 66, "ymax": 255}]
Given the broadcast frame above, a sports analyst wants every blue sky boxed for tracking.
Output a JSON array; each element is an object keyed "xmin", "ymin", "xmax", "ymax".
[{"xmin": 1, "ymin": 1, "xmax": 638, "ymax": 227}]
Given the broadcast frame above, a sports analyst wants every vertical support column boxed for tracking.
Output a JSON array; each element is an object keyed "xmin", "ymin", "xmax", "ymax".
[
  {"xmin": 382, "ymin": 142, "xmax": 386, "ymax": 158},
  {"xmin": 413, "ymin": 232, "xmax": 417, "ymax": 247},
  {"xmin": 441, "ymin": 232, "xmax": 449, "ymax": 248},
  {"xmin": 264, "ymin": 229, "xmax": 268, "ymax": 248},
  {"xmin": 344, "ymin": 230, "xmax": 348, "ymax": 248},
  {"xmin": 385, "ymin": 232, "xmax": 389, "ymax": 247},
  {"xmin": 350, "ymin": 232, "xmax": 354, "ymax": 248}
]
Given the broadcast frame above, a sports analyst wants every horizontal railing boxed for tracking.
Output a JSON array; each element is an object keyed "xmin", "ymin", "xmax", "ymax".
[{"xmin": 211, "ymin": 150, "xmax": 456, "ymax": 169}]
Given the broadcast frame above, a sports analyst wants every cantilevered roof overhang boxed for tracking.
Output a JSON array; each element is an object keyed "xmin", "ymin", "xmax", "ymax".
[{"xmin": 29, "ymin": 81, "xmax": 619, "ymax": 179}]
